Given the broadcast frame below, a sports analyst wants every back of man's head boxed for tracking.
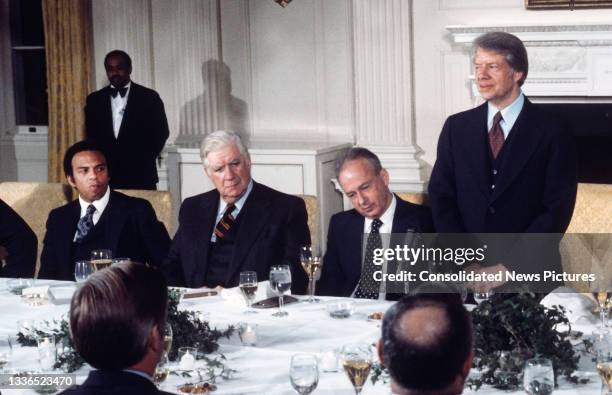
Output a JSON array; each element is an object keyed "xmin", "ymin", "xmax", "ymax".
[
  {"xmin": 380, "ymin": 292, "xmax": 473, "ymax": 395},
  {"xmin": 69, "ymin": 262, "xmax": 168, "ymax": 370}
]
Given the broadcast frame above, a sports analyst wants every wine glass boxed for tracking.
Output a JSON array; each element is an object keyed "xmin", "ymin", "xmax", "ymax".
[
  {"xmin": 239, "ymin": 271, "xmax": 258, "ymax": 314},
  {"xmin": 300, "ymin": 245, "xmax": 323, "ymax": 303},
  {"xmin": 37, "ymin": 336, "xmax": 56, "ymax": 372},
  {"xmin": 270, "ymin": 265, "xmax": 292, "ymax": 317},
  {"xmin": 341, "ymin": 343, "xmax": 373, "ymax": 394},
  {"xmin": 90, "ymin": 249, "xmax": 113, "ymax": 271},
  {"xmin": 523, "ymin": 357, "xmax": 554, "ymax": 395},
  {"xmin": 591, "ymin": 280, "xmax": 611, "ymax": 329},
  {"xmin": 594, "ymin": 330, "xmax": 611, "ymax": 393},
  {"xmin": 74, "ymin": 260, "xmax": 93, "ymax": 283},
  {"xmin": 163, "ymin": 323, "xmax": 173, "ymax": 358},
  {"xmin": 154, "ymin": 354, "xmax": 170, "ymax": 388},
  {"xmin": 474, "ymin": 289, "xmax": 494, "ymax": 305},
  {"xmin": 290, "ymin": 354, "xmax": 319, "ymax": 395}
]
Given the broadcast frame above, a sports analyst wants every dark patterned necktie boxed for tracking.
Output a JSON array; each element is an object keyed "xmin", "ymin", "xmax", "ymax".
[
  {"xmin": 75, "ymin": 205, "xmax": 96, "ymax": 243},
  {"xmin": 354, "ymin": 218, "xmax": 383, "ymax": 299},
  {"xmin": 214, "ymin": 203, "xmax": 236, "ymax": 240},
  {"xmin": 489, "ymin": 111, "xmax": 505, "ymax": 159}
]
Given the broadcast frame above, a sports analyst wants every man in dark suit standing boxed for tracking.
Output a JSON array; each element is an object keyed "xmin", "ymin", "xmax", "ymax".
[
  {"xmin": 162, "ymin": 130, "xmax": 309, "ymax": 293},
  {"xmin": 85, "ymin": 50, "xmax": 169, "ymax": 190},
  {"xmin": 60, "ymin": 262, "xmax": 172, "ymax": 395},
  {"xmin": 0, "ymin": 198, "xmax": 37, "ymax": 278},
  {"xmin": 428, "ymin": 32, "xmax": 577, "ymax": 290},
  {"xmin": 39, "ymin": 141, "xmax": 171, "ymax": 281},
  {"xmin": 317, "ymin": 148, "xmax": 434, "ymax": 299}
]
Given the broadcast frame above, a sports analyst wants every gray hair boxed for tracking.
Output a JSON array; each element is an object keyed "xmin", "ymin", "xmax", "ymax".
[
  {"xmin": 473, "ymin": 31, "xmax": 528, "ymax": 86},
  {"xmin": 335, "ymin": 147, "xmax": 383, "ymax": 178},
  {"xmin": 200, "ymin": 130, "xmax": 249, "ymax": 169}
]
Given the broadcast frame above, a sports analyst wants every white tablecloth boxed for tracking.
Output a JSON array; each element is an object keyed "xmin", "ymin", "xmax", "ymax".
[{"xmin": 0, "ymin": 279, "xmax": 604, "ymax": 394}]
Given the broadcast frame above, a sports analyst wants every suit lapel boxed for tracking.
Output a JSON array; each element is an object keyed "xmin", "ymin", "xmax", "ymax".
[
  {"xmin": 100, "ymin": 86, "xmax": 114, "ymax": 139},
  {"xmin": 102, "ymin": 192, "xmax": 126, "ymax": 254},
  {"xmin": 491, "ymin": 99, "xmax": 543, "ymax": 201},
  {"xmin": 458, "ymin": 103, "xmax": 490, "ymax": 198},
  {"xmin": 117, "ymin": 83, "xmax": 136, "ymax": 140},
  {"xmin": 225, "ymin": 183, "xmax": 272, "ymax": 284},
  {"xmin": 60, "ymin": 201, "xmax": 81, "ymax": 266},
  {"xmin": 191, "ymin": 194, "xmax": 218, "ymax": 286},
  {"xmin": 345, "ymin": 211, "xmax": 365, "ymax": 281}
]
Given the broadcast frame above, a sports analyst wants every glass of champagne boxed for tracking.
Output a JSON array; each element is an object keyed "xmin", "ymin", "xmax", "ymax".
[
  {"xmin": 300, "ymin": 245, "xmax": 323, "ymax": 303},
  {"xmin": 163, "ymin": 323, "xmax": 173, "ymax": 358},
  {"xmin": 90, "ymin": 249, "xmax": 113, "ymax": 271},
  {"xmin": 592, "ymin": 283, "xmax": 612, "ymax": 329},
  {"xmin": 341, "ymin": 343, "xmax": 373, "ymax": 394},
  {"xmin": 154, "ymin": 354, "xmax": 170, "ymax": 388},
  {"xmin": 290, "ymin": 354, "xmax": 319, "ymax": 395},
  {"xmin": 74, "ymin": 260, "xmax": 93, "ymax": 283},
  {"xmin": 270, "ymin": 265, "xmax": 292, "ymax": 317},
  {"xmin": 239, "ymin": 271, "xmax": 258, "ymax": 314},
  {"xmin": 594, "ymin": 330, "xmax": 612, "ymax": 393},
  {"xmin": 523, "ymin": 357, "xmax": 554, "ymax": 395}
]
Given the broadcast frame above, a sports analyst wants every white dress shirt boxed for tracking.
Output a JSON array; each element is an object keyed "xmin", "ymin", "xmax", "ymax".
[
  {"xmin": 73, "ymin": 187, "xmax": 111, "ymax": 241},
  {"xmin": 110, "ymin": 82, "xmax": 131, "ymax": 138}
]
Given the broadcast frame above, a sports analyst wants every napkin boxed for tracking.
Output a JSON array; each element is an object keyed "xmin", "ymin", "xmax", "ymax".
[
  {"xmin": 220, "ymin": 281, "xmax": 284, "ymax": 306},
  {"xmin": 48, "ymin": 285, "xmax": 77, "ymax": 304},
  {"xmin": 22, "ymin": 285, "xmax": 49, "ymax": 298},
  {"xmin": 540, "ymin": 287, "xmax": 598, "ymax": 326}
]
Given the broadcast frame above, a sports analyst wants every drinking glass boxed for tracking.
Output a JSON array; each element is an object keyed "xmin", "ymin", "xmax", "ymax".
[
  {"xmin": 594, "ymin": 330, "xmax": 611, "ymax": 393},
  {"xmin": 163, "ymin": 323, "xmax": 173, "ymax": 358},
  {"xmin": 591, "ymin": 281, "xmax": 612, "ymax": 329},
  {"xmin": 111, "ymin": 257, "xmax": 131, "ymax": 265},
  {"xmin": 74, "ymin": 260, "xmax": 93, "ymax": 283},
  {"xmin": 154, "ymin": 354, "xmax": 170, "ymax": 388},
  {"xmin": 0, "ymin": 336, "xmax": 13, "ymax": 372},
  {"xmin": 290, "ymin": 354, "xmax": 319, "ymax": 395},
  {"xmin": 177, "ymin": 347, "xmax": 198, "ymax": 371},
  {"xmin": 37, "ymin": 336, "xmax": 56, "ymax": 372},
  {"xmin": 341, "ymin": 343, "xmax": 373, "ymax": 394},
  {"xmin": 90, "ymin": 249, "xmax": 113, "ymax": 271},
  {"xmin": 239, "ymin": 271, "xmax": 258, "ymax": 314},
  {"xmin": 474, "ymin": 289, "xmax": 494, "ymax": 305},
  {"xmin": 270, "ymin": 265, "xmax": 292, "ymax": 317},
  {"xmin": 523, "ymin": 357, "xmax": 554, "ymax": 395},
  {"xmin": 300, "ymin": 245, "xmax": 322, "ymax": 303}
]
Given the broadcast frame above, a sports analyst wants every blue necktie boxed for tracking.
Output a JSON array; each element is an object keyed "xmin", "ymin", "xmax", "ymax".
[{"xmin": 75, "ymin": 205, "xmax": 96, "ymax": 243}]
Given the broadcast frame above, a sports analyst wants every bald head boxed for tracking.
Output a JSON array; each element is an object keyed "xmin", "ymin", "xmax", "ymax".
[{"xmin": 379, "ymin": 293, "xmax": 473, "ymax": 394}]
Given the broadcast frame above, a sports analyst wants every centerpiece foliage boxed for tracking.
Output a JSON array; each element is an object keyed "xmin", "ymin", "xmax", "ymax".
[
  {"xmin": 17, "ymin": 289, "xmax": 234, "ymax": 377},
  {"xmin": 372, "ymin": 292, "xmax": 590, "ymax": 391}
]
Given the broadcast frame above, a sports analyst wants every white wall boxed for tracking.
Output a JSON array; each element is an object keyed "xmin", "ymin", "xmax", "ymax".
[{"xmin": 412, "ymin": 0, "xmax": 612, "ymax": 172}]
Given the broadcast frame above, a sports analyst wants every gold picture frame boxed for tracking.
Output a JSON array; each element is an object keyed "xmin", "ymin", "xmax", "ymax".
[{"xmin": 526, "ymin": 0, "xmax": 612, "ymax": 9}]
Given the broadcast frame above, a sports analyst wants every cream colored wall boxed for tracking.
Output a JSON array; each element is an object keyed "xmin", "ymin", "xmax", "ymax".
[{"xmin": 412, "ymin": 0, "xmax": 612, "ymax": 173}]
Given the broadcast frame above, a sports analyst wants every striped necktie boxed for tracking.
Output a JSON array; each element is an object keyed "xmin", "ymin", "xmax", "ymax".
[{"xmin": 214, "ymin": 203, "xmax": 236, "ymax": 240}]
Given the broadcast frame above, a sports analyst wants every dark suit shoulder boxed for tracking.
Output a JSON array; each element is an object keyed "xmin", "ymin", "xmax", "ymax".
[
  {"xmin": 395, "ymin": 197, "xmax": 435, "ymax": 232},
  {"xmin": 329, "ymin": 208, "xmax": 361, "ymax": 227},
  {"xmin": 110, "ymin": 190, "xmax": 154, "ymax": 209},
  {"xmin": 252, "ymin": 182, "xmax": 304, "ymax": 206}
]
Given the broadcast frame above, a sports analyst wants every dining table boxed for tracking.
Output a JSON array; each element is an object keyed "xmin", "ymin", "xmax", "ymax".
[{"xmin": 0, "ymin": 278, "xmax": 606, "ymax": 394}]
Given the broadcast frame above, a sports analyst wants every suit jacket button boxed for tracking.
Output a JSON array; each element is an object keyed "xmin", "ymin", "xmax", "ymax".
[
  {"xmin": 491, "ymin": 184, "xmax": 495, "ymax": 189},
  {"xmin": 489, "ymin": 206, "xmax": 495, "ymax": 214}
]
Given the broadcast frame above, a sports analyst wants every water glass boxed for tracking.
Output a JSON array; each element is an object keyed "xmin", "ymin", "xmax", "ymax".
[
  {"xmin": 290, "ymin": 354, "xmax": 319, "ymax": 395},
  {"xmin": 523, "ymin": 357, "xmax": 554, "ymax": 395},
  {"xmin": 177, "ymin": 347, "xmax": 198, "ymax": 371},
  {"xmin": 270, "ymin": 265, "xmax": 292, "ymax": 317},
  {"xmin": 239, "ymin": 271, "xmax": 258, "ymax": 314},
  {"xmin": 0, "ymin": 336, "xmax": 13, "ymax": 372},
  {"xmin": 74, "ymin": 260, "xmax": 93, "ymax": 283}
]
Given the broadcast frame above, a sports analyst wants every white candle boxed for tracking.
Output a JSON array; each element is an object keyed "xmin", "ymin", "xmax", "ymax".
[
  {"xmin": 240, "ymin": 325, "xmax": 257, "ymax": 346},
  {"xmin": 179, "ymin": 351, "xmax": 195, "ymax": 371},
  {"xmin": 320, "ymin": 351, "xmax": 338, "ymax": 372}
]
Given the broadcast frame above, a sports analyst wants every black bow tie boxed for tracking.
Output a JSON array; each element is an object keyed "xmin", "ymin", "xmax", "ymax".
[{"xmin": 110, "ymin": 86, "xmax": 128, "ymax": 98}]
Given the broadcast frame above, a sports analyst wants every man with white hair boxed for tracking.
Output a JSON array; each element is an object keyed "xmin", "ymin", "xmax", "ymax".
[{"xmin": 162, "ymin": 130, "xmax": 309, "ymax": 293}]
